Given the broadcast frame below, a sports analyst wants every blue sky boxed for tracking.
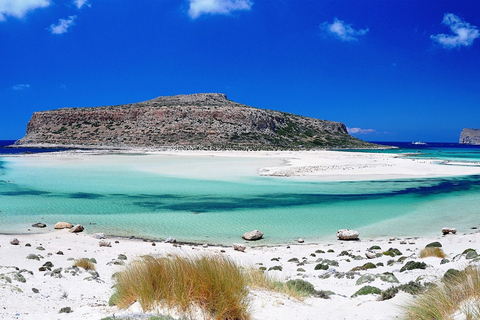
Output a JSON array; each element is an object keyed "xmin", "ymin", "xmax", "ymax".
[{"xmin": 1, "ymin": 0, "xmax": 479, "ymax": 142}]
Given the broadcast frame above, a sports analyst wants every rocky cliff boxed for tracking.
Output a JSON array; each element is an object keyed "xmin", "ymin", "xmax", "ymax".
[
  {"xmin": 15, "ymin": 93, "xmax": 373, "ymax": 150},
  {"xmin": 459, "ymin": 128, "xmax": 480, "ymax": 145}
]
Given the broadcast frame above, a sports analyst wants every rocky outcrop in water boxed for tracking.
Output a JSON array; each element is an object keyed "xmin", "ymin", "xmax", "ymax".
[
  {"xmin": 15, "ymin": 93, "xmax": 373, "ymax": 150},
  {"xmin": 459, "ymin": 128, "xmax": 480, "ymax": 145}
]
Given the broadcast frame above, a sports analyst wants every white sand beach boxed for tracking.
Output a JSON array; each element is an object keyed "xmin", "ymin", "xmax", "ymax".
[
  {"xmin": 1, "ymin": 150, "xmax": 480, "ymax": 319},
  {"xmin": 1, "ymin": 228, "xmax": 480, "ymax": 320}
]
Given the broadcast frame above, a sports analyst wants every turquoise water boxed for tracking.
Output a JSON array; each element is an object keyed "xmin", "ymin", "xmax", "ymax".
[{"xmin": 1, "ymin": 152, "xmax": 480, "ymax": 244}]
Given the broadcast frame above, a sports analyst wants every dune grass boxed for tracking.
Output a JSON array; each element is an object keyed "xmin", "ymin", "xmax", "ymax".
[
  {"xmin": 110, "ymin": 254, "xmax": 323, "ymax": 319},
  {"xmin": 111, "ymin": 254, "xmax": 251, "ymax": 320},
  {"xmin": 73, "ymin": 258, "xmax": 95, "ymax": 270},
  {"xmin": 419, "ymin": 247, "xmax": 447, "ymax": 259},
  {"xmin": 403, "ymin": 266, "xmax": 480, "ymax": 319}
]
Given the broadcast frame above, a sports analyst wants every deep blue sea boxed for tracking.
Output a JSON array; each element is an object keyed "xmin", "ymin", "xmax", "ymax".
[{"xmin": 1, "ymin": 140, "xmax": 480, "ymax": 244}]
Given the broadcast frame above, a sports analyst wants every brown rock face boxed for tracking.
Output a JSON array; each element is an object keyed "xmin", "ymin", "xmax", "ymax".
[
  {"xmin": 459, "ymin": 128, "xmax": 480, "ymax": 145},
  {"xmin": 15, "ymin": 93, "xmax": 372, "ymax": 150}
]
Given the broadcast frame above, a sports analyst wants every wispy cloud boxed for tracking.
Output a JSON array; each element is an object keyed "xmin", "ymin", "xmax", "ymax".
[
  {"xmin": 188, "ymin": 0, "xmax": 252, "ymax": 19},
  {"xmin": 321, "ymin": 18, "xmax": 369, "ymax": 42},
  {"xmin": 431, "ymin": 13, "xmax": 479, "ymax": 49},
  {"xmin": 347, "ymin": 127, "xmax": 376, "ymax": 135},
  {"xmin": 0, "ymin": 0, "xmax": 50, "ymax": 21},
  {"xmin": 73, "ymin": 0, "xmax": 90, "ymax": 9},
  {"xmin": 48, "ymin": 15, "xmax": 77, "ymax": 34},
  {"xmin": 12, "ymin": 84, "xmax": 31, "ymax": 90}
]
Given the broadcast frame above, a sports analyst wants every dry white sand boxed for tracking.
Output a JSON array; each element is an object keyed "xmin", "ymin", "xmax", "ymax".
[{"xmin": 1, "ymin": 228, "xmax": 479, "ymax": 320}]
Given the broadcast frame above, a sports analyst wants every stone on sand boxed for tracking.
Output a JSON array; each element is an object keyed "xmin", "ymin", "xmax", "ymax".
[
  {"xmin": 54, "ymin": 222, "xmax": 73, "ymax": 229},
  {"xmin": 242, "ymin": 230, "xmax": 264, "ymax": 241},
  {"xmin": 336, "ymin": 229, "xmax": 359, "ymax": 241}
]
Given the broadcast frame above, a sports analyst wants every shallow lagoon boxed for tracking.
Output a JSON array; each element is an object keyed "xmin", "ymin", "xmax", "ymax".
[{"xmin": 1, "ymin": 153, "xmax": 480, "ymax": 244}]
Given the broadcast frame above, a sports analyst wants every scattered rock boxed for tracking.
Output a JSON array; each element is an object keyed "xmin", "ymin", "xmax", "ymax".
[
  {"xmin": 233, "ymin": 243, "xmax": 246, "ymax": 252},
  {"xmin": 365, "ymin": 251, "xmax": 376, "ymax": 259},
  {"xmin": 26, "ymin": 254, "xmax": 41, "ymax": 261},
  {"xmin": 297, "ymin": 238, "xmax": 304, "ymax": 243},
  {"xmin": 10, "ymin": 238, "xmax": 19, "ymax": 245},
  {"xmin": 54, "ymin": 222, "xmax": 73, "ymax": 229},
  {"xmin": 32, "ymin": 288, "xmax": 39, "ymax": 293},
  {"xmin": 426, "ymin": 241, "xmax": 442, "ymax": 248},
  {"xmin": 56, "ymin": 251, "xmax": 64, "ymax": 255},
  {"xmin": 442, "ymin": 227, "xmax": 457, "ymax": 235},
  {"xmin": 69, "ymin": 224, "xmax": 84, "ymax": 233},
  {"xmin": 93, "ymin": 233, "xmax": 106, "ymax": 239},
  {"xmin": 31, "ymin": 223, "xmax": 47, "ymax": 228},
  {"xmin": 242, "ymin": 230, "xmax": 264, "ymax": 241},
  {"xmin": 99, "ymin": 240, "xmax": 111, "ymax": 247},
  {"xmin": 165, "ymin": 236, "xmax": 176, "ymax": 243},
  {"xmin": 336, "ymin": 229, "xmax": 359, "ymax": 241},
  {"xmin": 400, "ymin": 261, "xmax": 427, "ymax": 272}
]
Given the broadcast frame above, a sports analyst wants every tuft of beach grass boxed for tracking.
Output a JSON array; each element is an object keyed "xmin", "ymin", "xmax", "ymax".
[
  {"xmin": 73, "ymin": 258, "xmax": 96, "ymax": 271},
  {"xmin": 111, "ymin": 254, "xmax": 251, "ymax": 320},
  {"xmin": 419, "ymin": 247, "xmax": 447, "ymax": 259},
  {"xmin": 403, "ymin": 266, "xmax": 480, "ymax": 319}
]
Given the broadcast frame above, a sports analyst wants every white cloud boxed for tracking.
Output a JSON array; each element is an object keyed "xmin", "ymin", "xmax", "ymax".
[
  {"xmin": 0, "ymin": 0, "xmax": 50, "ymax": 21},
  {"xmin": 12, "ymin": 84, "xmax": 31, "ymax": 90},
  {"xmin": 431, "ymin": 13, "xmax": 479, "ymax": 49},
  {"xmin": 347, "ymin": 127, "xmax": 376, "ymax": 135},
  {"xmin": 73, "ymin": 0, "xmax": 90, "ymax": 9},
  {"xmin": 48, "ymin": 15, "xmax": 76, "ymax": 34},
  {"xmin": 188, "ymin": 0, "xmax": 252, "ymax": 19},
  {"xmin": 321, "ymin": 18, "xmax": 369, "ymax": 41}
]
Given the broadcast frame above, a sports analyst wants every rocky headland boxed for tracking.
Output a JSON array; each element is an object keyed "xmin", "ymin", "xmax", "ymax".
[
  {"xmin": 14, "ymin": 93, "xmax": 373, "ymax": 150},
  {"xmin": 459, "ymin": 128, "xmax": 480, "ymax": 145}
]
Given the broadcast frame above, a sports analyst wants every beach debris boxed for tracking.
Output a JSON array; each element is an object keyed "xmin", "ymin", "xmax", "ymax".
[
  {"xmin": 297, "ymin": 238, "xmax": 305, "ymax": 243},
  {"xmin": 165, "ymin": 236, "xmax": 176, "ymax": 243},
  {"xmin": 233, "ymin": 243, "xmax": 246, "ymax": 252},
  {"xmin": 10, "ymin": 238, "xmax": 20, "ymax": 245},
  {"xmin": 93, "ymin": 233, "xmax": 106, "ymax": 239},
  {"xmin": 242, "ymin": 230, "xmax": 264, "ymax": 241},
  {"xmin": 99, "ymin": 240, "xmax": 111, "ymax": 247},
  {"xmin": 336, "ymin": 229, "xmax": 359, "ymax": 241},
  {"xmin": 69, "ymin": 225, "xmax": 84, "ymax": 233},
  {"xmin": 32, "ymin": 222, "xmax": 47, "ymax": 228},
  {"xmin": 442, "ymin": 227, "xmax": 457, "ymax": 235},
  {"xmin": 54, "ymin": 222, "xmax": 73, "ymax": 229}
]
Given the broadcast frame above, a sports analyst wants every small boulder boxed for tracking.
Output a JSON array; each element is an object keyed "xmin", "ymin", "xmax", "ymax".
[
  {"xmin": 32, "ymin": 223, "xmax": 47, "ymax": 228},
  {"xmin": 93, "ymin": 233, "xmax": 106, "ymax": 239},
  {"xmin": 442, "ymin": 227, "xmax": 457, "ymax": 235},
  {"xmin": 165, "ymin": 236, "xmax": 176, "ymax": 243},
  {"xmin": 10, "ymin": 238, "xmax": 20, "ymax": 245},
  {"xmin": 297, "ymin": 238, "xmax": 305, "ymax": 243},
  {"xmin": 99, "ymin": 240, "xmax": 111, "ymax": 247},
  {"xmin": 336, "ymin": 229, "xmax": 359, "ymax": 241},
  {"xmin": 365, "ymin": 251, "xmax": 376, "ymax": 259},
  {"xmin": 242, "ymin": 230, "xmax": 264, "ymax": 241},
  {"xmin": 69, "ymin": 225, "xmax": 84, "ymax": 233},
  {"xmin": 233, "ymin": 243, "xmax": 246, "ymax": 252},
  {"xmin": 54, "ymin": 222, "xmax": 73, "ymax": 229}
]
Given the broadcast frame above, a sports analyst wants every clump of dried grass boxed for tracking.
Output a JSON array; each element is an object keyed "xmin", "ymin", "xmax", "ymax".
[
  {"xmin": 403, "ymin": 266, "xmax": 480, "ymax": 319},
  {"xmin": 73, "ymin": 258, "xmax": 95, "ymax": 270},
  {"xmin": 419, "ymin": 247, "xmax": 447, "ymax": 259},
  {"xmin": 111, "ymin": 254, "xmax": 251, "ymax": 320}
]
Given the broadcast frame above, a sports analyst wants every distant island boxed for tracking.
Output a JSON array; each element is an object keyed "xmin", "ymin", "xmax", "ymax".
[
  {"xmin": 15, "ymin": 93, "xmax": 374, "ymax": 150},
  {"xmin": 459, "ymin": 128, "xmax": 480, "ymax": 145}
]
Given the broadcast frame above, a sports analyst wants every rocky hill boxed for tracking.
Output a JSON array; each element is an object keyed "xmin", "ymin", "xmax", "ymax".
[
  {"xmin": 459, "ymin": 128, "xmax": 480, "ymax": 145},
  {"xmin": 15, "ymin": 93, "xmax": 374, "ymax": 150}
]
